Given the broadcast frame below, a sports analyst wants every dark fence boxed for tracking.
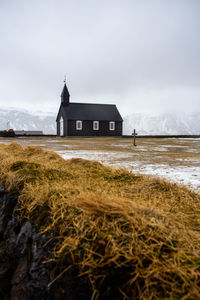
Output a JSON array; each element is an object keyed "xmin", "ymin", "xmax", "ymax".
[{"xmin": 122, "ymin": 135, "xmax": 200, "ymax": 138}]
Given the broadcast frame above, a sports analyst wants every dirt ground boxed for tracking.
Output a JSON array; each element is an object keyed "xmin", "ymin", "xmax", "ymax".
[{"xmin": 0, "ymin": 136, "xmax": 199, "ymax": 191}]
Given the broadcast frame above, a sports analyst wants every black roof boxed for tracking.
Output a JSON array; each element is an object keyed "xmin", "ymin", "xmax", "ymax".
[{"xmin": 57, "ymin": 102, "xmax": 123, "ymax": 122}]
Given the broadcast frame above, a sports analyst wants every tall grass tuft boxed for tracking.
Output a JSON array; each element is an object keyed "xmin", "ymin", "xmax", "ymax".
[{"xmin": 0, "ymin": 142, "xmax": 199, "ymax": 299}]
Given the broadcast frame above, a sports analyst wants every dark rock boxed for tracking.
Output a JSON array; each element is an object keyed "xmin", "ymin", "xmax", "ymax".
[
  {"xmin": 0, "ymin": 241, "xmax": 17, "ymax": 299},
  {"xmin": 48, "ymin": 271, "xmax": 92, "ymax": 300},
  {"xmin": 11, "ymin": 256, "xmax": 28, "ymax": 285},
  {"xmin": 0, "ymin": 184, "xmax": 92, "ymax": 300},
  {"xmin": 0, "ymin": 194, "xmax": 18, "ymax": 242},
  {"xmin": 16, "ymin": 221, "xmax": 33, "ymax": 255},
  {"xmin": 11, "ymin": 257, "xmax": 30, "ymax": 300},
  {"xmin": 0, "ymin": 182, "xmax": 6, "ymax": 197},
  {"xmin": 1, "ymin": 194, "xmax": 18, "ymax": 217}
]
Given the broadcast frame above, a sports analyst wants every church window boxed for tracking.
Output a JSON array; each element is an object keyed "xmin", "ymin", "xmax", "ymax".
[
  {"xmin": 93, "ymin": 121, "xmax": 99, "ymax": 130},
  {"xmin": 109, "ymin": 121, "xmax": 115, "ymax": 130},
  {"xmin": 76, "ymin": 120, "xmax": 82, "ymax": 130}
]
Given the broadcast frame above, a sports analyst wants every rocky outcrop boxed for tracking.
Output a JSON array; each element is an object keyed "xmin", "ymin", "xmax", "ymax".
[{"xmin": 0, "ymin": 183, "xmax": 92, "ymax": 300}]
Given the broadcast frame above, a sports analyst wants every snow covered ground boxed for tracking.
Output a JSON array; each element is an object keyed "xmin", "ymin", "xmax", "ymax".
[
  {"xmin": 56, "ymin": 149, "xmax": 200, "ymax": 191},
  {"xmin": 0, "ymin": 137, "xmax": 199, "ymax": 192}
]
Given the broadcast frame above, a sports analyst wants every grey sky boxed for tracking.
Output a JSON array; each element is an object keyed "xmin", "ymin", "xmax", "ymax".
[{"xmin": 0, "ymin": 0, "xmax": 199, "ymax": 116}]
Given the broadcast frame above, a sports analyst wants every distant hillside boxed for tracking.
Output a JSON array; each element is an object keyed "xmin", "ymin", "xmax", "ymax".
[
  {"xmin": 0, "ymin": 108, "xmax": 56, "ymax": 134},
  {"xmin": 0, "ymin": 108, "xmax": 199, "ymax": 136},
  {"xmin": 123, "ymin": 112, "xmax": 200, "ymax": 135}
]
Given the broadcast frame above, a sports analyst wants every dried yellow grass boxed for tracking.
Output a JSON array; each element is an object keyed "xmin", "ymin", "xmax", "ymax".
[{"xmin": 0, "ymin": 142, "xmax": 199, "ymax": 299}]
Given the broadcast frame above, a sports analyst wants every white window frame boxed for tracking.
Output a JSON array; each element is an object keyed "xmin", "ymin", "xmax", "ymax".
[
  {"xmin": 93, "ymin": 121, "xmax": 99, "ymax": 130},
  {"xmin": 109, "ymin": 121, "xmax": 115, "ymax": 131},
  {"xmin": 76, "ymin": 120, "xmax": 82, "ymax": 130},
  {"xmin": 60, "ymin": 117, "xmax": 64, "ymax": 136}
]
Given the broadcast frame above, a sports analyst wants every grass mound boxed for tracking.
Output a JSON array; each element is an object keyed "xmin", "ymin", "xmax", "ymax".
[{"xmin": 0, "ymin": 142, "xmax": 199, "ymax": 299}]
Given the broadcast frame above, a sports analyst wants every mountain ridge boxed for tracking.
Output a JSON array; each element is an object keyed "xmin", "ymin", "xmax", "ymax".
[
  {"xmin": 123, "ymin": 112, "xmax": 200, "ymax": 135},
  {"xmin": 0, "ymin": 108, "xmax": 199, "ymax": 135},
  {"xmin": 0, "ymin": 108, "xmax": 57, "ymax": 134}
]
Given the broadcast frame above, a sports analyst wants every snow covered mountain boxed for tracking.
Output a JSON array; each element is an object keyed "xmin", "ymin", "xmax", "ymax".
[
  {"xmin": 0, "ymin": 108, "xmax": 199, "ymax": 135},
  {"xmin": 0, "ymin": 108, "xmax": 56, "ymax": 134},
  {"xmin": 123, "ymin": 112, "xmax": 200, "ymax": 135}
]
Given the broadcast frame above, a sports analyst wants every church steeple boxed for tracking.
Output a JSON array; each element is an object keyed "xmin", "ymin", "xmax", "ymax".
[{"xmin": 61, "ymin": 77, "xmax": 70, "ymax": 105}]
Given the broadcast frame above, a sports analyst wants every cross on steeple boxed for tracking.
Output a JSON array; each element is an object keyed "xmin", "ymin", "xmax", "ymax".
[{"xmin": 64, "ymin": 75, "xmax": 66, "ymax": 84}]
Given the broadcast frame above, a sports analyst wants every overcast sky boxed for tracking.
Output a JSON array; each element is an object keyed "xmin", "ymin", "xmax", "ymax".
[{"xmin": 0, "ymin": 0, "xmax": 199, "ymax": 116}]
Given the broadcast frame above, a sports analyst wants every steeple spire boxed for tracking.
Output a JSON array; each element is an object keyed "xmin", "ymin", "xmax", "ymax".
[{"xmin": 61, "ymin": 76, "xmax": 70, "ymax": 105}]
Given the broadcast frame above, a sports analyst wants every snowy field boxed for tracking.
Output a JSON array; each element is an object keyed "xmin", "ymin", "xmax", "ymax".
[{"xmin": 0, "ymin": 137, "xmax": 199, "ymax": 192}]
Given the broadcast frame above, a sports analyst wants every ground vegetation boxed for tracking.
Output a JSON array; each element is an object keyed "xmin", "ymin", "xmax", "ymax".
[{"xmin": 0, "ymin": 142, "xmax": 199, "ymax": 299}]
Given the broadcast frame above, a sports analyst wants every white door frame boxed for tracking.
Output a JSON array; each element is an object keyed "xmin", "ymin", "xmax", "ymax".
[{"xmin": 60, "ymin": 117, "xmax": 64, "ymax": 136}]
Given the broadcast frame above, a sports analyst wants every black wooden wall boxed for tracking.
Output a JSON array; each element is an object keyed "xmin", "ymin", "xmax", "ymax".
[{"xmin": 67, "ymin": 120, "xmax": 122, "ymax": 136}]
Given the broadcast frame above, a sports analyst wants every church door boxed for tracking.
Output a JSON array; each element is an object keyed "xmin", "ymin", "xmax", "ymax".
[{"xmin": 60, "ymin": 117, "xmax": 64, "ymax": 136}]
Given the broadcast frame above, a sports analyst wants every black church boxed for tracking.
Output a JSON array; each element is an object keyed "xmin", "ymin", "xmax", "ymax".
[{"xmin": 56, "ymin": 83, "xmax": 123, "ymax": 137}]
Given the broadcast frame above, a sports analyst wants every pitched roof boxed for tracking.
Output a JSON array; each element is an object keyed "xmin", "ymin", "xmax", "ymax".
[{"xmin": 58, "ymin": 103, "xmax": 123, "ymax": 121}]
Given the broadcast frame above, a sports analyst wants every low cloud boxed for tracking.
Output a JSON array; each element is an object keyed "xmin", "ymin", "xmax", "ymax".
[{"xmin": 0, "ymin": 0, "xmax": 199, "ymax": 116}]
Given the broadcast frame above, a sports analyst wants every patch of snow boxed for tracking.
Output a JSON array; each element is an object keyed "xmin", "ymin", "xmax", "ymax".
[
  {"xmin": 131, "ymin": 164, "xmax": 200, "ymax": 189},
  {"xmin": 57, "ymin": 150, "xmax": 133, "ymax": 163},
  {"xmin": 56, "ymin": 149, "xmax": 200, "ymax": 191}
]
